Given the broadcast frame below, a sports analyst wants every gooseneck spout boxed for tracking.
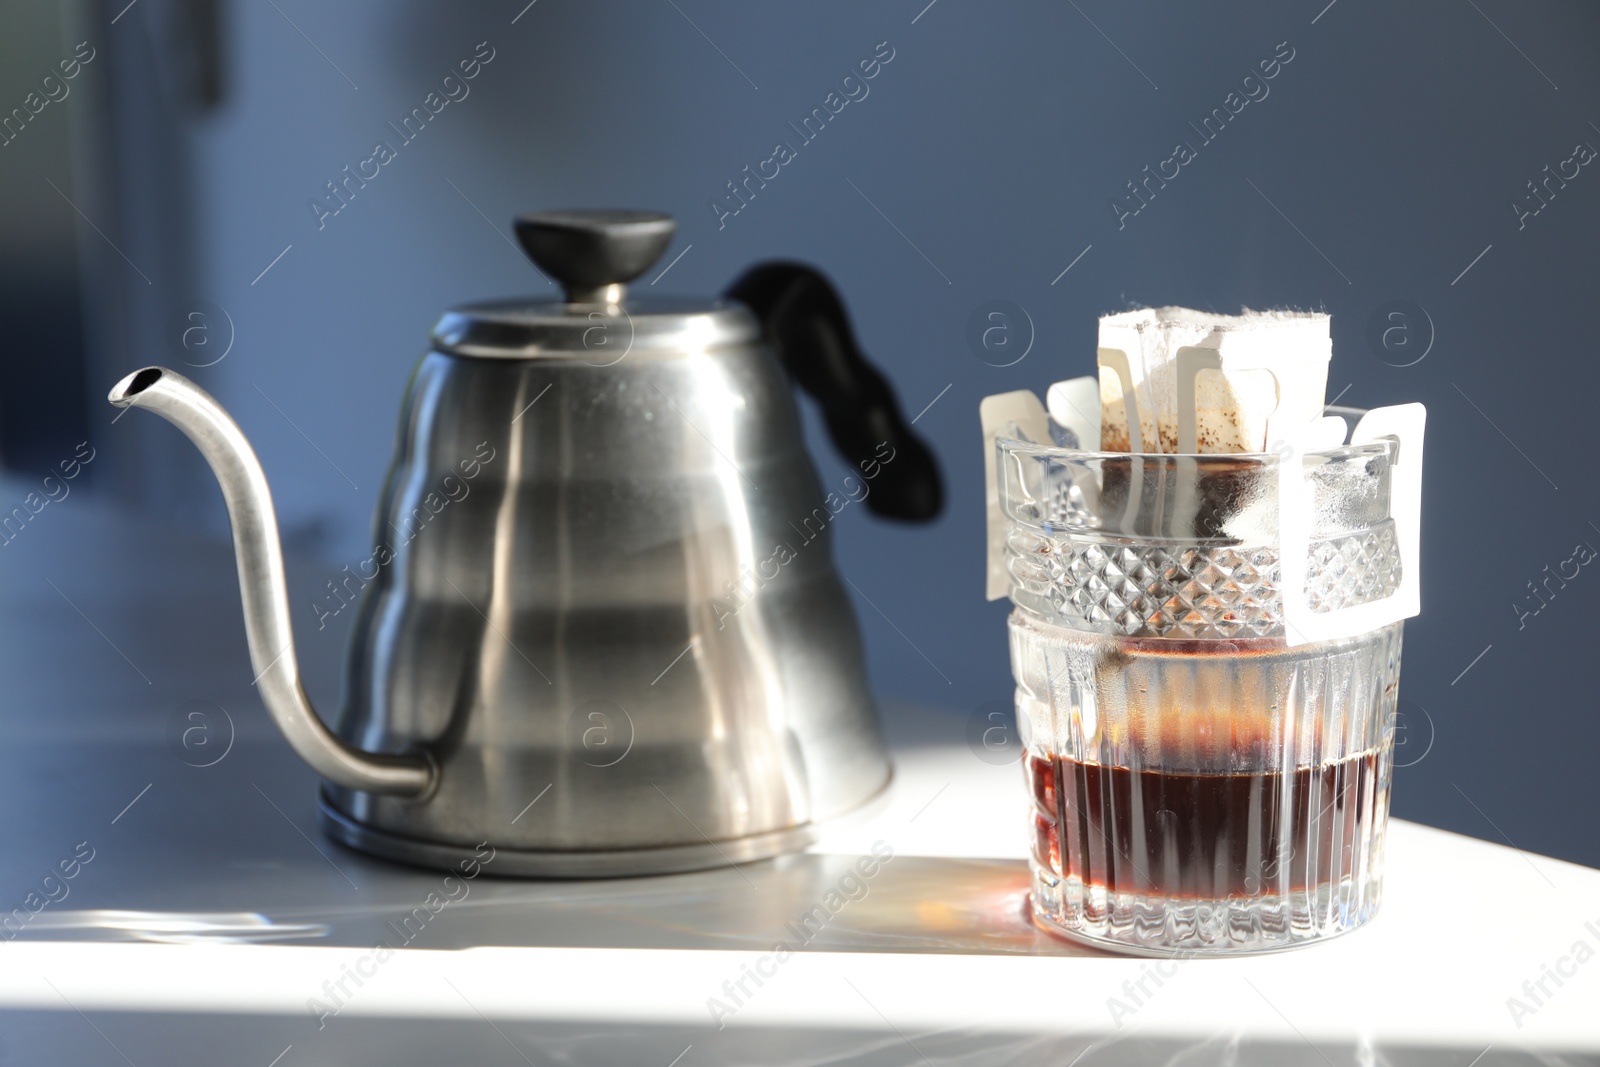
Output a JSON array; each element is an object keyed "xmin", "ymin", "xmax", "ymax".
[{"xmin": 109, "ymin": 368, "xmax": 435, "ymax": 797}]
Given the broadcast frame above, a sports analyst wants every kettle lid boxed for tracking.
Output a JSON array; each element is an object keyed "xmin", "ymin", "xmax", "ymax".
[{"xmin": 431, "ymin": 210, "xmax": 757, "ymax": 359}]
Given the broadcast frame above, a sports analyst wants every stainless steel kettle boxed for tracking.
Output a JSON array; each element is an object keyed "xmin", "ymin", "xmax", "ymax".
[{"xmin": 108, "ymin": 210, "xmax": 941, "ymax": 876}]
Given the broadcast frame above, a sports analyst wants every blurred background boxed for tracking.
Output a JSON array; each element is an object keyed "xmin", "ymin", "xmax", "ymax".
[{"xmin": 1, "ymin": 0, "xmax": 1596, "ymax": 866}]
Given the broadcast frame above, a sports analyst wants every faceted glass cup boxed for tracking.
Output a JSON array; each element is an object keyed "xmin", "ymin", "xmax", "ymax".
[{"xmin": 998, "ymin": 429, "xmax": 1404, "ymax": 955}]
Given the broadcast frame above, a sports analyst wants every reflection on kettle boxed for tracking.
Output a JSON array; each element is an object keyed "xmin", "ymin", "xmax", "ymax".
[{"xmin": 109, "ymin": 210, "xmax": 941, "ymax": 877}]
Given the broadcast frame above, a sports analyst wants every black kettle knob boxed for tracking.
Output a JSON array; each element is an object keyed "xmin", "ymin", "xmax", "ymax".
[{"xmin": 514, "ymin": 210, "xmax": 676, "ymax": 304}]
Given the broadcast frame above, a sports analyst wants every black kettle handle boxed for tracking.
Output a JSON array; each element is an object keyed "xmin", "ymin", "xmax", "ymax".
[{"xmin": 725, "ymin": 262, "xmax": 943, "ymax": 522}]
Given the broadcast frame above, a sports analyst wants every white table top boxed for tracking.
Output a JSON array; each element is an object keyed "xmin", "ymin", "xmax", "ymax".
[{"xmin": 0, "ymin": 484, "xmax": 1595, "ymax": 1065}]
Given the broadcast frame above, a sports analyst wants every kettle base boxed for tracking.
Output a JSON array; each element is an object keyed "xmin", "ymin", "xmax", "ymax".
[{"xmin": 318, "ymin": 800, "xmax": 823, "ymax": 879}]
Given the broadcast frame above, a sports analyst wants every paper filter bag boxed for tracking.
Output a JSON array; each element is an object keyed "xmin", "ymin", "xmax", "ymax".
[{"xmin": 1097, "ymin": 307, "xmax": 1331, "ymax": 453}]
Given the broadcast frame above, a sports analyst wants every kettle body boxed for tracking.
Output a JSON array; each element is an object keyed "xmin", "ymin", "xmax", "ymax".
[{"xmin": 109, "ymin": 211, "xmax": 940, "ymax": 876}]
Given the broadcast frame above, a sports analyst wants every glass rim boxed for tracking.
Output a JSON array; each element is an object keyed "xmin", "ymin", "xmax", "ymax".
[{"xmin": 994, "ymin": 406, "xmax": 1395, "ymax": 465}]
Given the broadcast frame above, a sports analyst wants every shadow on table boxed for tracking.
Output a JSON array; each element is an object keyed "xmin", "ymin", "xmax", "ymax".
[{"xmin": 18, "ymin": 852, "xmax": 1090, "ymax": 957}]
